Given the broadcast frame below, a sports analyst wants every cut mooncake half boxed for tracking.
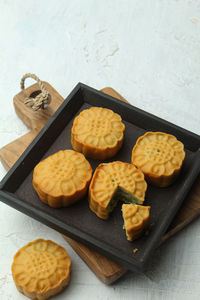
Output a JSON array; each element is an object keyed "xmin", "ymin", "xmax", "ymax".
[
  {"xmin": 89, "ymin": 161, "xmax": 147, "ymax": 219},
  {"xmin": 71, "ymin": 106, "xmax": 125, "ymax": 159},
  {"xmin": 131, "ymin": 131, "xmax": 185, "ymax": 187},
  {"xmin": 12, "ymin": 239, "xmax": 71, "ymax": 300},
  {"xmin": 33, "ymin": 150, "xmax": 92, "ymax": 208},
  {"xmin": 122, "ymin": 204, "xmax": 150, "ymax": 241}
]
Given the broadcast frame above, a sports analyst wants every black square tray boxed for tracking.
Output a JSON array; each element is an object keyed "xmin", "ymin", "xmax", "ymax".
[{"xmin": 1, "ymin": 83, "xmax": 200, "ymax": 272}]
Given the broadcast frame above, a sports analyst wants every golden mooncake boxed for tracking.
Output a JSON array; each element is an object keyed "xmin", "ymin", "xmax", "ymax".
[
  {"xmin": 122, "ymin": 204, "xmax": 150, "ymax": 241},
  {"xmin": 131, "ymin": 132, "xmax": 185, "ymax": 187},
  {"xmin": 89, "ymin": 161, "xmax": 147, "ymax": 219},
  {"xmin": 33, "ymin": 150, "xmax": 92, "ymax": 208},
  {"xmin": 71, "ymin": 106, "xmax": 125, "ymax": 159},
  {"xmin": 12, "ymin": 239, "xmax": 71, "ymax": 300}
]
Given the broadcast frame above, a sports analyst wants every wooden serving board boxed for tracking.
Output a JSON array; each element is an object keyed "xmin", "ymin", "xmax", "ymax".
[{"xmin": 0, "ymin": 82, "xmax": 200, "ymax": 284}]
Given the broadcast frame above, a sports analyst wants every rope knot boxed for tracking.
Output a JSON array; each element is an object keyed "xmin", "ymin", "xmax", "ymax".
[{"xmin": 21, "ymin": 73, "xmax": 51, "ymax": 111}]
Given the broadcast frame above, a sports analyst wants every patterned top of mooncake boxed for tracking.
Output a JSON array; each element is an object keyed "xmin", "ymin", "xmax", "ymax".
[
  {"xmin": 122, "ymin": 204, "xmax": 150, "ymax": 232},
  {"xmin": 131, "ymin": 132, "xmax": 185, "ymax": 177},
  {"xmin": 12, "ymin": 239, "xmax": 71, "ymax": 294},
  {"xmin": 72, "ymin": 107, "xmax": 125, "ymax": 149},
  {"xmin": 89, "ymin": 161, "xmax": 147, "ymax": 208},
  {"xmin": 33, "ymin": 150, "xmax": 92, "ymax": 197}
]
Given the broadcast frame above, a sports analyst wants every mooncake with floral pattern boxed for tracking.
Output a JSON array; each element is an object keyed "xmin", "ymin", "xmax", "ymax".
[
  {"xmin": 33, "ymin": 150, "xmax": 92, "ymax": 207},
  {"xmin": 131, "ymin": 132, "xmax": 185, "ymax": 187},
  {"xmin": 71, "ymin": 107, "xmax": 125, "ymax": 159}
]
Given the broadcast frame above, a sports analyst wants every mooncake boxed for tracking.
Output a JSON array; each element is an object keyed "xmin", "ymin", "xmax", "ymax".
[
  {"xmin": 122, "ymin": 204, "xmax": 150, "ymax": 241},
  {"xmin": 131, "ymin": 132, "xmax": 185, "ymax": 187},
  {"xmin": 33, "ymin": 150, "xmax": 92, "ymax": 208},
  {"xmin": 12, "ymin": 239, "xmax": 71, "ymax": 300},
  {"xmin": 89, "ymin": 161, "xmax": 147, "ymax": 219},
  {"xmin": 71, "ymin": 106, "xmax": 125, "ymax": 159}
]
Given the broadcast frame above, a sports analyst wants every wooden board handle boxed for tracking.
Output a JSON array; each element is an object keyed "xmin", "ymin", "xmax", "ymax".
[
  {"xmin": 13, "ymin": 82, "xmax": 63, "ymax": 130},
  {"xmin": 101, "ymin": 87, "xmax": 128, "ymax": 103}
]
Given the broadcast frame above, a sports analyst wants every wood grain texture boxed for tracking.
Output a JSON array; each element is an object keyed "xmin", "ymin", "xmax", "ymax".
[
  {"xmin": 62, "ymin": 235, "xmax": 127, "ymax": 284},
  {"xmin": 0, "ymin": 83, "xmax": 200, "ymax": 285},
  {"xmin": 0, "ymin": 130, "xmax": 37, "ymax": 171}
]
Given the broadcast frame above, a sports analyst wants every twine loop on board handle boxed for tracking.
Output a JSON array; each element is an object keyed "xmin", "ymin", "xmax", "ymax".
[{"xmin": 20, "ymin": 73, "xmax": 51, "ymax": 111}]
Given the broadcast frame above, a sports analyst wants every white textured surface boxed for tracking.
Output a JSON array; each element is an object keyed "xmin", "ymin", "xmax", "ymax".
[{"xmin": 0, "ymin": 1, "xmax": 200, "ymax": 299}]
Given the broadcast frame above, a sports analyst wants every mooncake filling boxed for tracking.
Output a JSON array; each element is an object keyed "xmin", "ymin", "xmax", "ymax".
[{"xmin": 107, "ymin": 187, "xmax": 141, "ymax": 214}]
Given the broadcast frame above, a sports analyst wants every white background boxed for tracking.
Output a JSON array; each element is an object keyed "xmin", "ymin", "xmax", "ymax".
[{"xmin": 0, "ymin": 1, "xmax": 200, "ymax": 299}]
